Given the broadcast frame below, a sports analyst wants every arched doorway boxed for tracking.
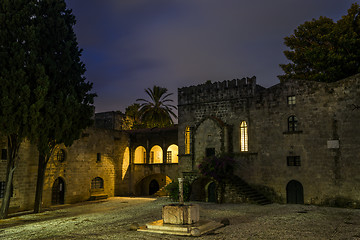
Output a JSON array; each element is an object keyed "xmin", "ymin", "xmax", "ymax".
[
  {"xmin": 286, "ymin": 180, "xmax": 304, "ymax": 204},
  {"xmin": 149, "ymin": 179, "xmax": 159, "ymax": 195},
  {"xmin": 52, "ymin": 177, "xmax": 65, "ymax": 205},
  {"xmin": 207, "ymin": 181, "xmax": 217, "ymax": 203}
]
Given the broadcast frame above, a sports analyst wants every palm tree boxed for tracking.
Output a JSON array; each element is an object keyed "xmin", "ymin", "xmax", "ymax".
[{"xmin": 136, "ymin": 86, "xmax": 177, "ymax": 128}]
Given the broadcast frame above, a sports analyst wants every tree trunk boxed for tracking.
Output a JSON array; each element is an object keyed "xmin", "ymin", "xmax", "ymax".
[
  {"xmin": 0, "ymin": 135, "xmax": 20, "ymax": 219},
  {"xmin": 0, "ymin": 165, "xmax": 16, "ymax": 219},
  {"xmin": 34, "ymin": 153, "xmax": 46, "ymax": 213}
]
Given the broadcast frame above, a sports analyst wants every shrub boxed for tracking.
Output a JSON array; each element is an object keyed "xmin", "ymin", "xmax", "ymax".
[{"xmin": 165, "ymin": 180, "xmax": 191, "ymax": 202}]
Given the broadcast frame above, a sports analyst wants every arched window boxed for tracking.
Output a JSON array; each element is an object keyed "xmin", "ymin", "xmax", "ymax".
[
  {"xmin": 150, "ymin": 145, "xmax": 163, "ymax": 164},
  {"xmin": 91, "ymin": 177, "xmax": 104, "ymax": 189},
  {"xmin": 240, "ymin": 121, "xmax": 248, "ymax": 152},
  {"xmin": 166, "ymin": 144, "xmax": 178, "ymax": 163},
  {"xmin": 185, "ymin": 126, "xmax": 191, "ymax": 154},
  {"xmin": 134, "ymin": 146, "xmax": 146, "ymax": 164},
  {"xmin": 288, "ymin": 115, "xmax": 298, "ymax": 132}
]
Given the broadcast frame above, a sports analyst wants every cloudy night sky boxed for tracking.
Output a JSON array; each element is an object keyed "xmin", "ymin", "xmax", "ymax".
[{"xmin": 65, "ymin": 0, "xmax": 357, "ymax": 114}]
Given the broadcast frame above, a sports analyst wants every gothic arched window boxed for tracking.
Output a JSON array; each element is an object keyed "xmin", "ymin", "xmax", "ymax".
[
  {"xmin": 185, "ymin": 126, "xmax": 191, "ymax": 154},
  {"xmin": 240, "ymin": 121, "xmax": 248, "ymax": 152}
]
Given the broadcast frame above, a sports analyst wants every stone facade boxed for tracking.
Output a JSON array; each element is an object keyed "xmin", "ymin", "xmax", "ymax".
[
  {"xmin": 178, "ymin": 74, "xmax": 360, "ymax": 206},
  {"xmin": 0, "ymin": 125, "xmax": 178, "ymax": 213}
]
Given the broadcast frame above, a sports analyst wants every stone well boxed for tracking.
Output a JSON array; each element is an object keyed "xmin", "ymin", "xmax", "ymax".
[{"xmin": 162, "ymin": 203, "xmax": 200, "ymax": 225}]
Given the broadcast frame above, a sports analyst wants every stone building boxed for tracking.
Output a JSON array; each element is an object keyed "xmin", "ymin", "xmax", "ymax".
[
  {"xmin": 177, "ymin": 74, "xmax": 360, "ymax": 206},
  {"xmin": 1, "ymin": 73, "xmax": 360, "ymax": 213},
  {"xmin": 0, "ymin": 124, "xmax": 179, "ymax": 213}
]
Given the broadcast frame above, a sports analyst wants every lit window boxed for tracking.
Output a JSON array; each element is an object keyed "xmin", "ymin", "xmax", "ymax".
[
  {"xmin": 91, "ymin": 177, "xmax": 104, "ymax": 189},
  {"xmin": 288, "ymin": 116, "xmax": 298, "ymax": 132},
  {"xmin": 287, "ymin": 156, "xmax": 301, "ymax": 166},
  {"xmin": 287, "ymin": 95, "xmax": 296, "ymax": 105},
  {"xmin": 240, "ymin": 121, "xmax": 248, "ymax": 152},
  {"xmin": 185, "ymin": 126, "xmax": 191, "ymax": 154},
  {"xmin": 166, "ymin": 151, "xmax": 172, "ymax": 163}
]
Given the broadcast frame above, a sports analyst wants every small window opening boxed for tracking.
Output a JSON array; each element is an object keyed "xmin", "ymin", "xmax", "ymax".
[
  {"xmin": 288, "ymin": 116, "xmax": 298, "ymax": 132},
  {"xmin": 287, "ymin": 95, "xmax": 296, "ymax": 105},
  {"xmin": 1, "ymin": 149, "xmax": 7, "ymax": 160},
  {"xmin": 97, "ymin": 153, "xmax": 101, "ymax": 162},
  {"xmin": 206, "ymin": 148, "xmax": 215, "ymax": 157},
  {"xmin": 287, "ymin": 156, "xmax": 301, "ymax": 166},
  {"xmin": 57, "ymin": 149, "xmax": 66, "ymax": 162}
]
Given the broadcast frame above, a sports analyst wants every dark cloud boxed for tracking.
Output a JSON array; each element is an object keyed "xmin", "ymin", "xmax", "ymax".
[{"xmin": 66, "ymin": 0, "xmax": 356, "ymax": 114}]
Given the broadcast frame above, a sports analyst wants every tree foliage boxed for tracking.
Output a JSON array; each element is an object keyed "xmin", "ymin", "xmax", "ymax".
[
  {"xmin": 136, "ymin": 86, "xmax": 177, "ymax": 128},
  {"xmin": 29, "ymin": 0, "xmax": 95, "ymax": 213},
  {"xmin": 0, "ymin": 0, "xmax": 49, "ymax": 219},
  {"xmin": 0, "ymin": 0, "xmax": 95, "ymax": 216},
  {"xmin": 122, "ymin": 103, "xmax": 145, "ymax": 130},
  {"xmin": 198, "ymin": 154, "xmax": 235, "ymax": 203},
  {"xmin": 279, "ymin": 3, "xmax": 360, "ymax": 82}
]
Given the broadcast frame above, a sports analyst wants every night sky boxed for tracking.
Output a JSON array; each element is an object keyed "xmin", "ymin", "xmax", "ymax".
[{"xmin": 65, "ymin": 0, "xmax": 356, "ymax": 114}]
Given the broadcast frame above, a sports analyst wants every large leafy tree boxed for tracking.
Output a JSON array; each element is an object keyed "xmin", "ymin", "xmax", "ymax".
[
  {"xmin": 0, "ymin": 0, "xmax": 49, "ymax": 219},
  {"xmin": 0, "ymin": 0, "xmax": 95, "ymax": 217},
  {"xmin": 30, "ymin": 0, "xmax": 95, "ymax": 213},
  {"xmin": 122, "ymin": 103, "xmax": 145, "ymax": 130},
  {"xmin": 279, "ymin": 3, "xmax": 360, "ymax": 82},
  {"xmin": 136, "ymin": 86, "xmax": 177, "ymax": 128}
]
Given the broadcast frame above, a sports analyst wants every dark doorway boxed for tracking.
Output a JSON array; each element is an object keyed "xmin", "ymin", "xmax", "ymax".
[
  {"xmin": 52, "ymin": 177, "xmax": 65, "ymax": 205},
  {"xmin": 206, "ymin": 148, "xmax": 215, "ymax": 157},
  {"xmin": 149, "ymin": 179, "xmax": 159, "ymax": 195},
  {"xmin": 207, "ymin": 181, "xmax": 217, "ymax": 202},
  {"xmin": 286, "ymin": 180, "xmax": 304, "ymax": 204}
]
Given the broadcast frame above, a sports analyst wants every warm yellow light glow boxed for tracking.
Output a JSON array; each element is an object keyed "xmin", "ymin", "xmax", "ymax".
[
  {"xmin": 150, "ymin": 145, "xmax": 163, "ymax": 163},
  {"xmin": 134, "ymin": 146, "xmax": 146, "ymax": 164},
  {"xmin": 122, "ymin": 147, "xmax": 130, "ymax": 180},
  {"xmin": 185, "ymin": 126, "xmax": 191, "ymax": 154},
  {"xmin": 166, "ymin": 144, "xmax": 178, "ymax": 163},
  {"xmin": 240, "ymin": 121, "xmax": 248, "ymax": 152}
]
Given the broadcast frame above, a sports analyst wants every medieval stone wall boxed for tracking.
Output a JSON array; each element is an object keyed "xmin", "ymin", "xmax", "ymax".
[{"xmin": 178, "ymin": 74, "xmax": 360, "ymax": 205}]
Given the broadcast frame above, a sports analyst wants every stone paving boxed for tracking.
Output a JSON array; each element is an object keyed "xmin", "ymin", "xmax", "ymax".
[{"xmin": 0, "ymin": 197, "xmax": 360, "ymax": 239}]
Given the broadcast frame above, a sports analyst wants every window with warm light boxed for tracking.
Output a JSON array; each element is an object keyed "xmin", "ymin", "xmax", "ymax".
[
  {"xmin": 240, "ymin": 121, "xmax": 248, "ymax": 152},
  {"xmin": 287, "ymin": 95, "xmax": 296, "ymax": 105},
  {"xmin": 185, "ymin": 126, "xmax": 191, "ymax": 154}
]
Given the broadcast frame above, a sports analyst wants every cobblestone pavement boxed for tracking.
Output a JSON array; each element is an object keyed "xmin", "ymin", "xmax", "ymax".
[{"xmin": 1, "ymin": 197, "xmax": 360, "ymax": 240}]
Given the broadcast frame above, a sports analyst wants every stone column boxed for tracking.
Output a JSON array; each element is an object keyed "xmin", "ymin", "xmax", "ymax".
[{"xmin": 178, "ymin": 178, "xmax": 184, "ymax": 204}]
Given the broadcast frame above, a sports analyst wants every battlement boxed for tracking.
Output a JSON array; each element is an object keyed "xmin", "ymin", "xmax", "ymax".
[{"xmin": 178, "ymin": 76, "xmax": 257, "ymax": 105}]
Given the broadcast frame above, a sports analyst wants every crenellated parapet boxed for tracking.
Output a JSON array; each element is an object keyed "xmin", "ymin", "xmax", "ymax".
[{"xmin": 178, "ymin": 76, "xmax": 258, "ymax": 106}]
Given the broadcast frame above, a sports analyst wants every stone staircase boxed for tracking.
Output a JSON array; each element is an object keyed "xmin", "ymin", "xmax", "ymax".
[
  {"xmin": 153, "ymin": 184, "xmax": 170, "ymax": 197},
  {"xmin": 225, "ymin": 176, "xmax": 271, "ymax": 205}
]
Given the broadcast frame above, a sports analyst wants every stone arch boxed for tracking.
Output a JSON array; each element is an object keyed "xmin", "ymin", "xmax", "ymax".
[
  {"xmin": 205, "ymin": 181, "xmax": 217, "ymax": 203},
  {"xmin": 122, "ymin": 147, "xmax": 130, "ymax": 180},
  {"xmin": 134, "ymin": 146, "xmax": 146, "ymax": 164},
  {"xmin": 286, "ymin": 180, "xmax": 304, "ymax": 204},
  {"xmin": 166, "ymin": 144, "xmax": 178, "ymax": 163},
  {"xmin": 194, "ymin": 117, "xmax": 225, "ymax": 164},
  {"xmin": 149, "ymin": 145, "xmax": 163, "ymax": 164},
  {"xmin": 135, "ymin": 173, "xmax": 171, "ymax": 196},
  {"xmin": 189, "ymin": 177, "xmax": 212, "ymax": 202},
  {"xmin": 52, "ymin": 177, "xmax": 65, "ymax": 205}
]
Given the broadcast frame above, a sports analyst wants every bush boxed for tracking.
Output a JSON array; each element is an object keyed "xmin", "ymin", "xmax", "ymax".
[{"xmin": 165, "ymin": 180, "xmax": 191, "ymax": 202}]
